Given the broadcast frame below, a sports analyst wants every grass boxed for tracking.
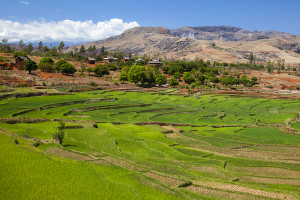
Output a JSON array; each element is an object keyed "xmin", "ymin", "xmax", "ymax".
[{"xmin": 0, "ymin": 90, "xmax": 299, "ymax": 199}]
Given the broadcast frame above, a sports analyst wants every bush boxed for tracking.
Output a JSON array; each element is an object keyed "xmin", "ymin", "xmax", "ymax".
[
  {"xmin": 41, "ymin": 81, "xmax": 47, "ymax": 86},
  {"xmin": 94, "ymin": 65, "xmax": 109, "ymax": 77},
  {"xmin": 155, "ymin": 74, "xmax": 167, "ymax": 86},
  {"xmin": 52, "ymin": 121, "xmax": 65, "ymax": 145},
  {"xmin": 114, "ymin": 82, "xmax": 119, "ymax": 86},
  {"xmin": 119, "ymin": 71, "xmax": 128, "ymax": 83},
  {"xmin": 40, "ymin": 57, "xmax": 54, "ymax": 65},
  {"xmin": 169, "ymin": 77, "xmax": 179, "ymax": 87},
  {"xmin": 60, "ymin": 63, "xmax": 77, "ymax": 75},
  {"xmin": 90, "ymin": 81, "xmax": 97, "ymax": 86},
  {"xmin": 55, "ymin": 60, "xmax": 68, "ymax": 72},
  {"xmin": 178, "ymin": 181, "xmax": 192, "ymax": 188},
  {"xmin": 107, "ymin": 63, "xmax": 117, "ymax": 71},
  {"xmin": 93, "ymin": 123, "xmax": 98, "ymax": 128},
  {"xmin": 14, "ymin": 139, "xmax": 19, "ymax": 144},
  {"xmin": 38, "ymin": 62, "xmax": 55, "ymax": 73},
  {"xmin": 33, "ymin": 140, "xmax": 42, "ymax": 147}
]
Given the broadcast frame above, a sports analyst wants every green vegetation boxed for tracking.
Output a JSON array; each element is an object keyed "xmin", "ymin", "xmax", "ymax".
[{"xmin": 0, "ymin": 90, "xmax": 299, "ymax": 199}]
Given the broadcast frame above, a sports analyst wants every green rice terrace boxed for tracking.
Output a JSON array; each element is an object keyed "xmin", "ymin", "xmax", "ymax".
[{"xmin": 1, "ymin": 89, "xmax": 300, "ymax": 199}]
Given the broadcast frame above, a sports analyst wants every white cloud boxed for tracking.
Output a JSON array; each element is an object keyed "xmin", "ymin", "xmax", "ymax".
[
  {"xmin": 0, "ymin": 18, "xmax": 140, "ymax": 43},
  {"xmin": 20, "ymin": 1, "xmax": 30, "ymax": 5}
]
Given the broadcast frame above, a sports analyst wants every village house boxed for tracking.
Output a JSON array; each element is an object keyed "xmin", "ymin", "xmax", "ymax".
[
  {"xmin": 121, "ymin": 57, "xmax": 130, "ymax": 62},
  {"xmin": 86, "ymin": 57, "xmax": 96, "ymax": 64},
  {"xmin": 104, "ymin": 56, "xmax": 117, "ymax": 63},
  {"xmin": 148, "ymin": 59, "xmax": 163, "ymax": 67},
  {"xmin": 15, "ymin": 56, "xmax": 35, "ymax": 69}
]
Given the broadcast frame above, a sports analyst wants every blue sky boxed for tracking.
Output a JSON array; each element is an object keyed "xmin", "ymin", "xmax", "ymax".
[{"xmin": 0, "ymin": 0, "xmax": 299, "ymax": 43}]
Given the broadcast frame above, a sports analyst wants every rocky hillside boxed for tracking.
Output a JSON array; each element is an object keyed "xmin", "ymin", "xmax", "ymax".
[
  {"xmin": 68, "ymin": 26, "xmax": 300, "ymax": 64},
  {"xmin": 170, "ymin": 26, "xmax": 294, "ymax": 41}
]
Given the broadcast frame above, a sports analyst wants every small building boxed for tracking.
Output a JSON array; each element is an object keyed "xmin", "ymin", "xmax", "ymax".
[
  {"xmin": 149, "ymin": 59, "xmax": 163, "ymax": 67},
  {"xmin": 86, "ymin": 57, "xmax": 96, "ymax": 64},
  {"xmin": 121, "ymin": 57, "xmax": 130, "ymax": 62},
  {"xmin": 104, "ymin": 56, "xmax": 117, "ymax": 63},
  {"xmin": 15, "ymin": 56, "xmax": 34, "ymax": 69}
]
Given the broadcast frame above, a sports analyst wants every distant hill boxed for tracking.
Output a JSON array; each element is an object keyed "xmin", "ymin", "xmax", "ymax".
[
  {"xmin": 170, "ymin": 26, "xmax": 295, "ymax": 41},
  {"xmin": 67, "ymin": 26, "xmax": 300, "ymax": 64}
]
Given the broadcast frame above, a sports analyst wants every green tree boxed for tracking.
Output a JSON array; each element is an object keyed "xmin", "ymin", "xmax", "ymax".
[
  {"xmin": 52, "ymin": 121, "xmax": 65, "ymax": 145},
  {"xmin": 169, "ymin": 77, "xmax": 179, "ymax": 87},
  {"xmin": 251, "ymin": 77, "xmax": 258, "ymax": 82},
  {"xmin": 86, "ymin": 67, "xmax": 93, "ymax": 76},
  {"xmin": 249, "ymin": 53, "xmax": 254, "ymax": 65},
  {"xmin": 38, "ymin": 41, "xmax": 43, "ymax": 52},
  {"xmin": 155, "ymin": 74, "xmax": 167, "ymax": 86},
  {"xmin": 101, "ymin": 46, "xmax": 106, "ymax": 56},
  {"xmin": 145, "ymin": 66, "xmax": 155, "ymax": 85},
  {"xmin": 26, "ymin": 43, "xmax": 33, "ymax": 54},
  {"xmin": 173, "ymin": 71, "xmax": 181, "ymax": 80},
  {"xmin": 55, "ymin": 60, "xmax": 68, "ymax": 72},
  {"xmin": 128, "ymin": 65, "xmax": 146, "ymax": 85},
  {"xmin": 241, "ymin": 76, "xmax": 250, "ymax": 86},
  {"xmin": 106, "ymin": 63, "xmax": 117, "ymax": 71},
  {"xmin": 58, "ymin": 41, "xmax": 64, "ymax": 52},
  {"xmin": 38, "ymin": 63, "xmax": 55, "ymax": 73},
  {"xmin": 183, "ymin": 72, "xmax": 195, "ymax": 85},
  {"xmin": 79, "ymin": 45, "xmax": 85, "ymax": 56},
  {"xmin": 223, "ymin": 71, "xmax": 229, "ymax": 75},
  {"xmin": 24, "ymin": 59, "xmax": 38, "ymax": 74},
  {"xmin": 19, "ymin": 39, "xmax": 25, "ymax": 50},
  {"xmin": 60, "ymin": 63, "xmax": 77, "ymax": 75},
  {"xmin": 94, "ymin": 64, "xmax": 109, "ymax": 77},
  {"xmin": 119, "ymin": 71, "xmax": 128, "ymax": 83},
  {"xmin": 43, "ymin": 46, "xmax": 49, "ymax": 53},
  {"xmin": 40, "ymin": 57, "xmax": 54, "ymax": 65},
  {"xmin": 13, "ymin": 51, "xmax": 27, "ymax": 58}
]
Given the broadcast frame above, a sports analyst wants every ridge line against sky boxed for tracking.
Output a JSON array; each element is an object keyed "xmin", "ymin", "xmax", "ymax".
[{"xmin": 0, "ymin": 0, "xmax": 299, "ymax": 43}]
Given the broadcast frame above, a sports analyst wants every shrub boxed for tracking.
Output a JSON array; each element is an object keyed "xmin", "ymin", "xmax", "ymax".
[
  {"xmin": 114, "ymin": 82, "xmax": 119, "ymax": 86},
  {"xmin": 41, "ymin": 81, "xmax": 47, "ymax": 86},
  {"xmin": 223, "ymin": 71, "xmax": 229, "ymax": 75},
  {"xmin": 33, "ymin": 140, "xmax": 42, "ymax": 147},
  {"xmin": 24, "ymin": 59, "xmax": 38, "ymax": 74},
  {"xmin": 40, "ymin": 57, "xmax": 54, "ymax": 65},
  {"xmin": 169, "ymin": 77, "xmax": 179, "ymax": 87},
  {"xmin": 90, "ymin": 81, "xmax": 97, "ymax": 86},
  {"xmin": 107, "ymin": 63, "xmax": 117, "ymax": 71},
  {"xmin": 60, "ymin": 63, "xmax": 77, "ymax": 75},
  {"xmin": 119, "ymin": 71, "xmax": 128, "ymax": 83},
  {"xmin": 53, "ymin": 121, "xmax": 65, "ymax": 145},
  {"xmin": 251, "ymin": 77, "xmax": 258, "ymax": 82},
  {"xmin": 52, "ymin": 130, "xmax": 64, "ymax": 145},
  {"xmin": 94, "ymin": 65, "xmax": 109, "ymax": 77},
  {"xmin": 178, "ymin": 181, "xmax": 192, "ymax": 188},
  {"xmin": 38, "ymin": 62, "xmax": 55, "ymax": 73},
  {"xmin": 155, "ymin": 74, "xmax": 167, "ymax": 86},
  {"xmin": 55, "ymin": 60, "xmax": 68, "ymax": 72},
  {"xmin": 14, "ymin": 139, "xmax": 19, "ymax": 144},
  {"xmin": 93, "ymin": 123, "xmax": 98, "ymax": 128},
  {"xmin": 183, "ymin": 72, "xmax": 195, "ymax": 85}
]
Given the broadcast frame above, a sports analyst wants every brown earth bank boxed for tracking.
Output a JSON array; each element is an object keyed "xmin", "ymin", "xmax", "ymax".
[{"xmin": 0, "ymin": 67, "xmax": 299, "ymax": 99}]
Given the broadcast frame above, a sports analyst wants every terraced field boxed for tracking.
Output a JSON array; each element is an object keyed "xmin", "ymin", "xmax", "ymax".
[{"xmin": 0, "ymin": 89, "xmax": 300, "ymax": 199}]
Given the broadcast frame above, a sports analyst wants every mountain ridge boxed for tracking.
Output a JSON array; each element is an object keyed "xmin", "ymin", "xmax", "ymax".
[{"xmin": 67, "ymin": 26, "xmax": 300, "ymax": 64}]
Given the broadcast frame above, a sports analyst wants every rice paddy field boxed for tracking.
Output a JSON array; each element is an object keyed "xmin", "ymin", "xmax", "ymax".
[{"xmin": 0, "ymin": 89, "xmax": 300, "ymax": 199}]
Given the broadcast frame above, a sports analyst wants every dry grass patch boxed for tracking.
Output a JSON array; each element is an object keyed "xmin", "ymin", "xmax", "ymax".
[
  {"xmin": 45, "ymin": 147, "xmax": 92, "ymax": 161},
  {"xmin": 192, "ymin": 180, "xmax": 297, "ymax": 200},
  {"xmin": 230, "ymin": 166, "xmax": 300, "ymax": 179},
  {"xmin": 145, "ymin": 172, "xmax": 185, "ymax": 188},
  {"xmin": 102, "ymin": 156, "xmax": 145, "ymax": 171},
  {"xmin": 242, "ymin": 176, "xmax": 300, "ymax": 186}
]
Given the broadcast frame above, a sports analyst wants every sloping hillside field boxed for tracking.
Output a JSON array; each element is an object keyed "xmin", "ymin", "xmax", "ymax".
[{"xmin": 1, "ymin": 90, "xmax": 300, "ymax": 199}]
